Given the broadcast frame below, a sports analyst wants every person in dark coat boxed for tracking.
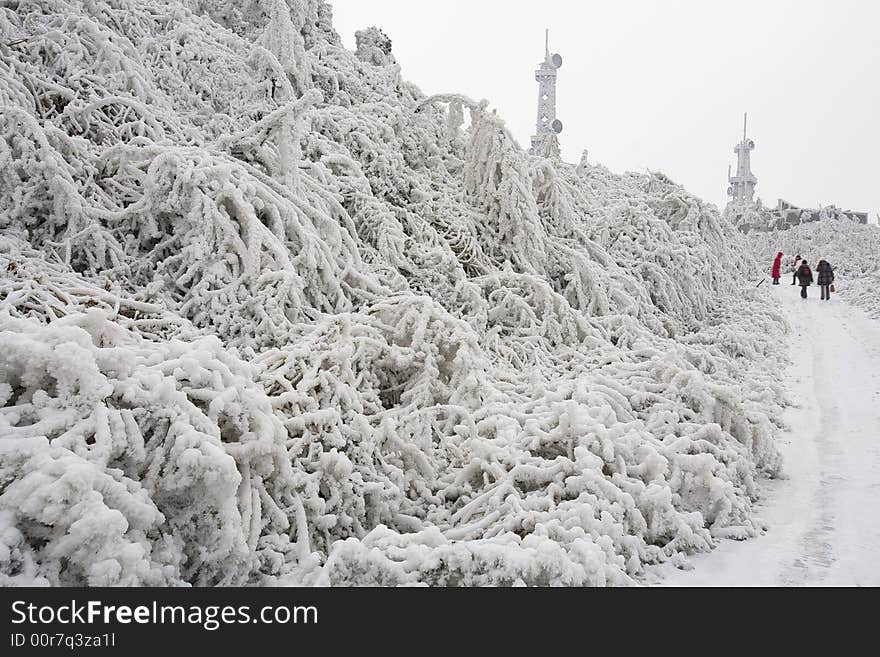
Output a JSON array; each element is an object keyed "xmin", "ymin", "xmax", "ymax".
[
  {"xmin": 816, "ymin": 259, "xmax": 835, "ymax": 301},
  {"xmin": 771, "ymin": 252, "xmax": 783, "ymax": 285},
  {"xmin": 791, "ymin": 254, "xmax": 801, "ymax": 285},
  {"xmin": 795, "ymin": 260, "xmax": 813, "ymax": 299}
]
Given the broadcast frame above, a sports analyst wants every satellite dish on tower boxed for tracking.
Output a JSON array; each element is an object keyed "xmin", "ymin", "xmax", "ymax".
[
  {"xmin": 551, "ymin": 53, "xmax": 563, "ymax": 68},
  {"xmin": 551, "ymin": 119, "xmax": 563, "ymax": 134}
]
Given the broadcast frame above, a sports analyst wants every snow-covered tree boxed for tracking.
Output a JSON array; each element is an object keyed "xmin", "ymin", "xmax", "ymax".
[{"xmin": 0, "ymin": 0, "xmax": 788, "ymax": 586}]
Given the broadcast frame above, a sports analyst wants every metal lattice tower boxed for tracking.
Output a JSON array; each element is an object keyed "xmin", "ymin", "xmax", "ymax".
[
  {"xmin": 727, "ymin": 113, "xmax": 758, "ymax": 205},
  {"xmin": 530, "ymin": 30, "xmax": 563, "ymax": 155}
]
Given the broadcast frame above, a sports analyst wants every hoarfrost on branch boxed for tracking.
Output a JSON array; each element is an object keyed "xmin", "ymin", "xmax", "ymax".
[{"xmin": 0, "ymin": 0, "xmax": 787, "ymax": 586}]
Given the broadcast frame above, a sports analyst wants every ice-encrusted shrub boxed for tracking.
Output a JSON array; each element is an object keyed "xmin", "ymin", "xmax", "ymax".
[{"xmin": 0, "ymin": 0, "xmax": 788, "ymax": 586}]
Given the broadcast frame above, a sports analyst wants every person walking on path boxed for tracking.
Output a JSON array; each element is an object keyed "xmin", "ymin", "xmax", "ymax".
[
  {"xmin": 791, "ymin": 254, "xmax": 802, "ymax": 285},
  {"xmin": 817, "ymin": 259, "xmax": 835, "ymax": 301},
  {"xmin": 796, "ymin": 259, "xmax": 814, "ymax": 299},
  {"xmin": 771, "ymin": 252, "xmax": 783, "ymax": 285}
]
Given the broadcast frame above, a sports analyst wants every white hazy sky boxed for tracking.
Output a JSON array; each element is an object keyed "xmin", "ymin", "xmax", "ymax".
[{"xmin": 330, "ymin": 0, "xmax": 879, "ymax": 220}]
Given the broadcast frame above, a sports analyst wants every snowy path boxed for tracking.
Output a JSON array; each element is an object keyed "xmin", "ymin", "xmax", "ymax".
[{"xmin": 653, "ymin": 283, "xmax": 880, "ymax": 586}]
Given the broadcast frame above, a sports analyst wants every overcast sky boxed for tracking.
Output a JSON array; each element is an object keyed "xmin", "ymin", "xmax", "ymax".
[{"xmin": 330, "ymin": 0, "xmax": 879, "ymax": 221}]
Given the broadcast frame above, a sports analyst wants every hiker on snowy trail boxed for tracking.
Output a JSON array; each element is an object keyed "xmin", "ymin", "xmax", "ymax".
[
  {"xmin": 791, "ymin": 254, "xmax": 801, "ymax": 285},
  {"xmin": 817, "ymin": 259, "xmax": 835, "ymax": 301},
  {"xmin": 795, "ymin": 260, "xmax": 814, "ymax": 299},
  {"xmin": 771, "ymin": 252, "xmax": 783, "ymax": 285}
]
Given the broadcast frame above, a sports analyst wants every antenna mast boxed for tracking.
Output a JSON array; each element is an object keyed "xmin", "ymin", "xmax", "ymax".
[
  {"xmin": 727, "ymin": 113, "xmax": 758, "ymax": 208},
  {"xmin": 530, "ymin": 30, "xmax": 563, "ymax": 155}
]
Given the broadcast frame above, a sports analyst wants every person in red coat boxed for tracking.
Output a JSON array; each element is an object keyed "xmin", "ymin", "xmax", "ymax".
[{"xmin": 771, "ymin": 252, "xmax": 783, "ymax": 285}]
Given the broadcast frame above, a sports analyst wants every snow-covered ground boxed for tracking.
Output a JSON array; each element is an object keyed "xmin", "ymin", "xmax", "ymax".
[
  {"xmin": 1, "ymin": 0, "xmax": 793, "ymax": 586},
  {"xmin": 652, "ymin": 284, "xmax": 880, "ymax": 586},
  {"xmin": 4, "ymin": 0, "xmax": 876, "ymax": 588},
  {"xmin": 2, "ymin": 0, "xmax": 876, "ymax": 589}
]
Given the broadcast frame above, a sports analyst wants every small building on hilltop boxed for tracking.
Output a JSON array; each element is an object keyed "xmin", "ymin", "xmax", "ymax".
[{"xmin": 768, "ymin": 199, "xmax": 868, "ymax": 231}]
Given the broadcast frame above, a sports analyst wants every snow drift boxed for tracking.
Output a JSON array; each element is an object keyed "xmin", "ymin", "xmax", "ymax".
[{"xmin": 0, "ymin": 0, "xmax": 787, "ymax": 586}]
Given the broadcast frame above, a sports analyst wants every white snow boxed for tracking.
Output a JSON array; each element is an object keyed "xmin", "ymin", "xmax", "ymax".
[
  {"xmin": 653, "ymin": 283, "xmax": 880, "ymax": 586},
  {"xmin": 0, "ymin": 0, "xmax": 841, "ymax": 587}
]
